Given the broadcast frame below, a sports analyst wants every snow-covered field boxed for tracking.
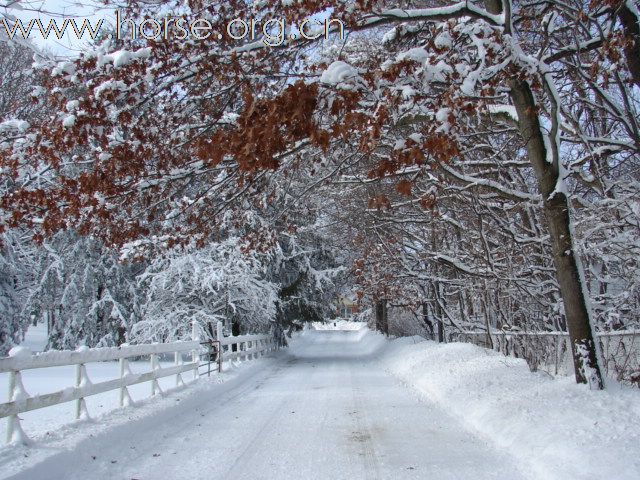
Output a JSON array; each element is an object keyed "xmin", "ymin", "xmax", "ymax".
[{"xmin": 1, "ymin": 327, "xmax": 638, "ymax": 479}]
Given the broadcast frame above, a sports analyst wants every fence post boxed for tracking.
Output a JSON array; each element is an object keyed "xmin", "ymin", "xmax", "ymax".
[
  {"xmin": 75, "ymin": 363, "xmax": 89, "ymax": 420},
  {"xmin": 175, "ymin": 351, "xmax": 184, "ymax": 387},
  {"xmin": 216, "ymin": 321, "xmax": 224, "ymax": 372},
  {"xmin": 192, "ymin": 321, "xmax": 199, "ymax": 380},
  {"xmin": 6, "ymin": 370, "xmax": 16, "ymax": 444},
  {"xmin": 6, "ymin": 370, "xmax": 29, "ymax": 444},
  {"xmin": 150, "ymin": 353, "xmax": 161, "ymax": 396},
  {"xmin": 119, "ymin": 357, "xmax": 132, "ymax": 407}
]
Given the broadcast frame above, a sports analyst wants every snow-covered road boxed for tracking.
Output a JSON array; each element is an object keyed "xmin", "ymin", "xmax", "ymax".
[{"xmin": 6, "ymin": 330, "xmax": 527, "ymax": 480}]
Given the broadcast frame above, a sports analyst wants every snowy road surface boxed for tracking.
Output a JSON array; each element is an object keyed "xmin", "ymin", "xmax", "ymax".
[{"xmin": 6, "ymin": 330, "xmax": 527, "ymax": 480}]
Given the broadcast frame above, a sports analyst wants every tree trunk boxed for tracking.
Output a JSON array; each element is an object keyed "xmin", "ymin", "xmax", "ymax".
[
  {"xmin": 482, "ymin": 282, "xmax": 494, "ymax": 349},
  {"xmin": 96, "ymin": 283, "xmax": 105, "ymax": 341},
  {"xmin": 383, "ymin": 301, "xmax": 388, "ymax": 336},
  {"xmin": 375, "ymin": 299, "xmax": 382, "ymax": 332},
  {"xmin": 231, "ymin": 318, "xmax": 240, "ymax": 351},
  {"xmin": 375, "ymin": 299, "xmax": 388, "ymax": 336},
  {"xmin": 508, "ymin": 79, "xmax": 604, "ymax": 388},
  {"xmin": 482, "ymin": 0, "xmax": 603, "ymax": 388},
  {"xmin": 422, "ymin": 301, "xmax": 434, "ymax": 339},
  {"xmin": 432, "ymin": 282, "xmax": 445, "ymax": 343}
]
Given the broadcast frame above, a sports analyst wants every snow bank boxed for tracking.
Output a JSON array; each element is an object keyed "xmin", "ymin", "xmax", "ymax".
[{"xmin": 381, "ymin": 339, "xmax": 640, "ymax": 480}]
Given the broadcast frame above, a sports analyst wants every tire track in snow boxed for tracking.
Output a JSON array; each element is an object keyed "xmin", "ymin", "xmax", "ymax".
[{"xmin": 348, "ymin": 363, "xmax": 382, "ymax": 479}]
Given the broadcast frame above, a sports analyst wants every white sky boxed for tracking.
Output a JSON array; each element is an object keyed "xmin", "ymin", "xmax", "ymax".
[{"xmin": 1, "ymin": 0, "xmax": 115, "ymax": 56}]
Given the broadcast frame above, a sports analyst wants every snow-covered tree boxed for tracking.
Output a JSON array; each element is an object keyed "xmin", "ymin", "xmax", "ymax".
[
  {"xmin": 269, "ymin": 231, "xmax": 345, "ymax": 338},
  {"xmin": 0, "ymin": 39, "xmax": 46, "ymax": 353},
  {"xmin": 131, "ymin": 238, "xmax": 278, "ymax": 343},
  {"xmin": 0, "ymin": 233, "xmax": 25, "ymax": 354},
  {"xmin": 24, "ymin": 232, "xmax": 142, "ymax": 349}
]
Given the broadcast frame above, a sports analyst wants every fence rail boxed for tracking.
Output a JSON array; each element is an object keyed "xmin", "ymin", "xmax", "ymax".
[
  {"xmin": 1, "ymin": 321, "xmax": 276, "ymax": 444},
  {"xmin": 449, "ymin": 330, "xmax": 640, "ymax": 385}
]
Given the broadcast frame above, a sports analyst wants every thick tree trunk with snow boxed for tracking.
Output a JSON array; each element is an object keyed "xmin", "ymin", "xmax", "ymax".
[
  {"xmin": 483, "ymin": 0, "xmax": 603, "ymax": 388},
  {"xmin": 507, "ymin": 79, "xmax": 603, "ymax": 388}
]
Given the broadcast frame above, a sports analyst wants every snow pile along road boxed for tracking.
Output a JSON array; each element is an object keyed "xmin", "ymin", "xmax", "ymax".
[{"xmin": 381, "ymin": 338, "xmax": 640, "ymax": 480}]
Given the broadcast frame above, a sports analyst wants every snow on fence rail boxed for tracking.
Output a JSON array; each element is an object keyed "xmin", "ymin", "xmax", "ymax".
[
  {"xmin": 449, "ymin": 330, "xmax": 640, "ymax": 385},
  {"xmin": 1, "ymin": 321, "xmax": 276, "ymax": 444}
]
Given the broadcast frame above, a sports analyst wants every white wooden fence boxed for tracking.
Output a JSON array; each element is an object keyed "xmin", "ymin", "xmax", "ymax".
[
  {"xmin": 1, "ymin": 321, "xmax": 276, "ymax": 444},
  {"xmin": 214, "ymin": 321, "xmax": 277, "ymax": 363},
  {"xmin": 450, "ymin": 329, "xmax": 640, "ymax": 384}
]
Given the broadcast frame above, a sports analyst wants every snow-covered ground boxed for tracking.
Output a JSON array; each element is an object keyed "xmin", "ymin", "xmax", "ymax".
[
  {"xmin": 381, "ymin": 337, "xmax": 640, "ymax": 480},
  {"xmin": 1, "ymin": 327, "xmax": 638, "ymax": 479},
  {"xmin": 310, "ymin": 320, "xmax": 367, "ymax": 330},
  {"xmin": 19, "ymin": 323, "xmax": 48, "ymax": 352}
]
